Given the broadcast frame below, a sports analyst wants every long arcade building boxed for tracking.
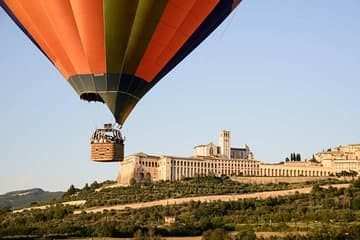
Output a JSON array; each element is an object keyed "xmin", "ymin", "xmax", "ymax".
[{"xmin": 117, "ymin": 131, "xmax": 337, "ymax": 185}]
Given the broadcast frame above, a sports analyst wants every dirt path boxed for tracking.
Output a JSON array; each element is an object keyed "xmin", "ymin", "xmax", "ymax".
[{"xmin": 74, "ymin": 183, "xmax": 349, "ymax": 214}]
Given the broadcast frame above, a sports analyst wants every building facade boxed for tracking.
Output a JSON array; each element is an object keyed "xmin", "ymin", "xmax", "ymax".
[
  {"xmin": 117, "ymin": 131, "xmax": 358, "ymax": 185},
  {"xmin": 117, "ymin": 153, "xmax": 261, "ymax": 184},
  {"xmin": 259, "ymin": 161, "xmax": 333, "ymax": 177},
  {"xmin": 194, "ymin": 130, "xmax": 251, "ymax": 160},
  {"xmin": 315, "ymin": 144, "xmax": 360, "ymax": 173}
]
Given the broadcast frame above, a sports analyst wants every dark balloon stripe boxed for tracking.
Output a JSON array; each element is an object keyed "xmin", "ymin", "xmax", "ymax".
[
  {"xmin": 104, "ymin": 1, "xmax": 138, "ymax": 73},
  {"xmin": 68, "ymin": 74, "xmax": 151, "ymax": 98},
  {"xmin": 68, "ymin": 73, "xmax": 153, "ymax": 124}
]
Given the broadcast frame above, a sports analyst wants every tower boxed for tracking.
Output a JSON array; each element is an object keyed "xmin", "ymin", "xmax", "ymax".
[{"xmin": 219, "ymin": 130, "xmax": 231, "ymax": 159}]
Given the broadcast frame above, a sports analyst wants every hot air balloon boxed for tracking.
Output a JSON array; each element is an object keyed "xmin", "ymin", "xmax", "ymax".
[{"xmin": 1, "ymin": 0, "xmax": 241, "ymax": 162}]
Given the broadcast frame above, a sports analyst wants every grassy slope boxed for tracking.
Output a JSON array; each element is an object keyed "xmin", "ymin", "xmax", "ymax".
[{"xmin": 1, "ymin": 177, "xmax": 357, "ymax": 239}]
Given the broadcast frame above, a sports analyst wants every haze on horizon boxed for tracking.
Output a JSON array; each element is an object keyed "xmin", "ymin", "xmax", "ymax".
[{"xmin": 0, "ymin": 0, "xmax": 359, "ymax": 194}]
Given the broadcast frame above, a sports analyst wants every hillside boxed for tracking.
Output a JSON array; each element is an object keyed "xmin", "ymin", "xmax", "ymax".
[
  {"xmin": 60, "ymin": 176, "xmax": 342, "ymax": 208},
  {"xmin": 1, "ymin": 176, "xmax": 358, "ymax": 239},
  {"xmin": 0, "ymin": 188, "xmax": 64, "ymax": 210}
]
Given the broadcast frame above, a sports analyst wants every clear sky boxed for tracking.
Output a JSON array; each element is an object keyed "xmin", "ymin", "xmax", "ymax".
[{"xmin": 0, "ymin": 1, "xmax": 359, "ymax": 194}]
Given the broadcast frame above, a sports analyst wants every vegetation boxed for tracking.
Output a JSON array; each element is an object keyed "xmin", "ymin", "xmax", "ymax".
[
  {"xmin": 61, "ymin": 176, "xmax": 343, "ymax": 208},
  {"xmin": 336, "ymin": 170, "xmax": 358, "ymax": 177},
  {"xmin": 0, "ymin": 188, "xmax": 64, "ymax": 210},
  {"xmin": 0, "ymin": 176, "xmax": 356, "ymax": 239},
  {"xmin": 308, "ymin": 155, "xmax": 319, "ymax": 163},
  {"xmin": 286, "ymin": 153, "xmax": 301, "ymax": 162}
]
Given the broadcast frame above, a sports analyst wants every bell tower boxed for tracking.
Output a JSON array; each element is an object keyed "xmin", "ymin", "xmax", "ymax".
[{"xmin": 219, "ymin": 130, "xmax": 231, "ymax": 159}]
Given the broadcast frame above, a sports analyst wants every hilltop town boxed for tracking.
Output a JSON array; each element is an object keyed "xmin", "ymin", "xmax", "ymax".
[{"xmin": 2, "ymin": 131, "xmax": 360, "ymax": 239}]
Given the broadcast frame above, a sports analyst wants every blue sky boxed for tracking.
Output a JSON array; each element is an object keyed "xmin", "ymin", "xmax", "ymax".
[{"xmin": 0, "ymin": 0, "xmax": 359, "ymax": 193}]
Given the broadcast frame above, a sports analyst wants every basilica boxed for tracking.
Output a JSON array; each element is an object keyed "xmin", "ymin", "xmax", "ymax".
[{"xmin": 117, "ymin": 131, "xmax": 359, "ymax": 185}]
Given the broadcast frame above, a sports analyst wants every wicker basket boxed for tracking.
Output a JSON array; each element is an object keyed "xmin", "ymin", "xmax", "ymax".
[{"xmin": 91, "ymin": 142, "xmax": 124, "ymax": 162}]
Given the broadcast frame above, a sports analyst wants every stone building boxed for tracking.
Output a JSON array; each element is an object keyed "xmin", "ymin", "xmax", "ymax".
[
  {"xmin": 194, "ymin": 130, "xmax": 251, "ymax": 159},
  {"xmin": 117, "ymin": 152, "xmax": 261, "ymax": 184},
  {"xmin": 118, "ymin": 130, "xmax": 259, "ymax": 184},
  {"xmin": 117, "ymin": 131, "xmax": 358, "ymax": 185},
  {"xmin": 315, "ymin": 144, "xmax": 360, "ymax": 173}
]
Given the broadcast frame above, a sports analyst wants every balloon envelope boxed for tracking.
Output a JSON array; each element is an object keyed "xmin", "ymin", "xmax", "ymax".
[{"xmin": 1, "ymin": 0, "xmax": 241, "ymax": 124}]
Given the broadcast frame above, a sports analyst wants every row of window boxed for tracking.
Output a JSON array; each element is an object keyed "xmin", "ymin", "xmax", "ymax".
[
  {"xmin": 260, "ymin": 168, "xmax": 330, "ymax": 177},
  {"xmin": 140, "ymin": 160, "xmax": 159, "ymax": 168},
  {"xmin": 174, "ymin": 169, "xmax": 259, "ymax": 180},
  {"xmin": 139, "ymin": 158, "xmax": 259, "ymax": 169},
  {"xmin": 174, "ymin": 160, "xmax": 258, "ymax": 168}
]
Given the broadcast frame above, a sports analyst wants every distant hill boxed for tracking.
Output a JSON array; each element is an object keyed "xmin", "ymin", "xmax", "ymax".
[{"xmin": 0, "ymin": 188, "xmax": 64, "ymax": 210}]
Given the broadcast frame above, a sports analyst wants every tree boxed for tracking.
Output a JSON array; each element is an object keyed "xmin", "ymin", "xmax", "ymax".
[
  {"xmin": 352, "ymin": 177, "xmax": 360, "ymax": 188},
  {"xmin": 64, "ymin": 184, "xmax": 78, "ymax": 197},
  {"xmin": 90, "ymin": 181, "xmax": 100, "ymax": 190},
  {"xmin": 130, "ymin": 177, "xmax": 137, "ymax": 186},
  {"xmin": 236, "ymin": 228, "xmax": 256, "ymax": 240},
  {"xmin": 311, "ymin": 183, "xmax": 321, "ymax": 195},
  {"xmin": 202, "ymin": 228, "xmax": 230, "ymax": 240},
  {"xmin": 285, "ymin": 157, "xmax": 290, "ymax": 162},
  {"xmin": 144, "ymin": 173, "xmax": 152, "ymax": 186},
  {"xmin": 309, "ymin": 155, "xmax": 318, "ymax": 163},
  {"xmin": 95, "ymin": 220, "xmax": 118, "ymax": 237},
  {"xmin": 289, "ymin": 153, "xmax": 301, "ymax": 161},
  {"xmin": 0, "ymin": 207, "xmax": 10, "ymax": 216},
  {"xmin": 83, "ymin": 183, "xmax": 90, "ymax": 191},
  {"xmin": 133, "ymin": 229, "xmax": 143, "ymax": 240},
  {"xmin": 350, "ymin": 170, "xmax": 358, "ymax": 177}
]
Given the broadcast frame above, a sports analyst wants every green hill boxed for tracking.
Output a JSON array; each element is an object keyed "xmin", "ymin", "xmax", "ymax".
[
  {"xmin": 0, "ymin": 188, "xmax": 64, "ymax": 210},
  {"xmin": 1, "ymin": 177, "xmax": 359, "ymax": 239}
]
